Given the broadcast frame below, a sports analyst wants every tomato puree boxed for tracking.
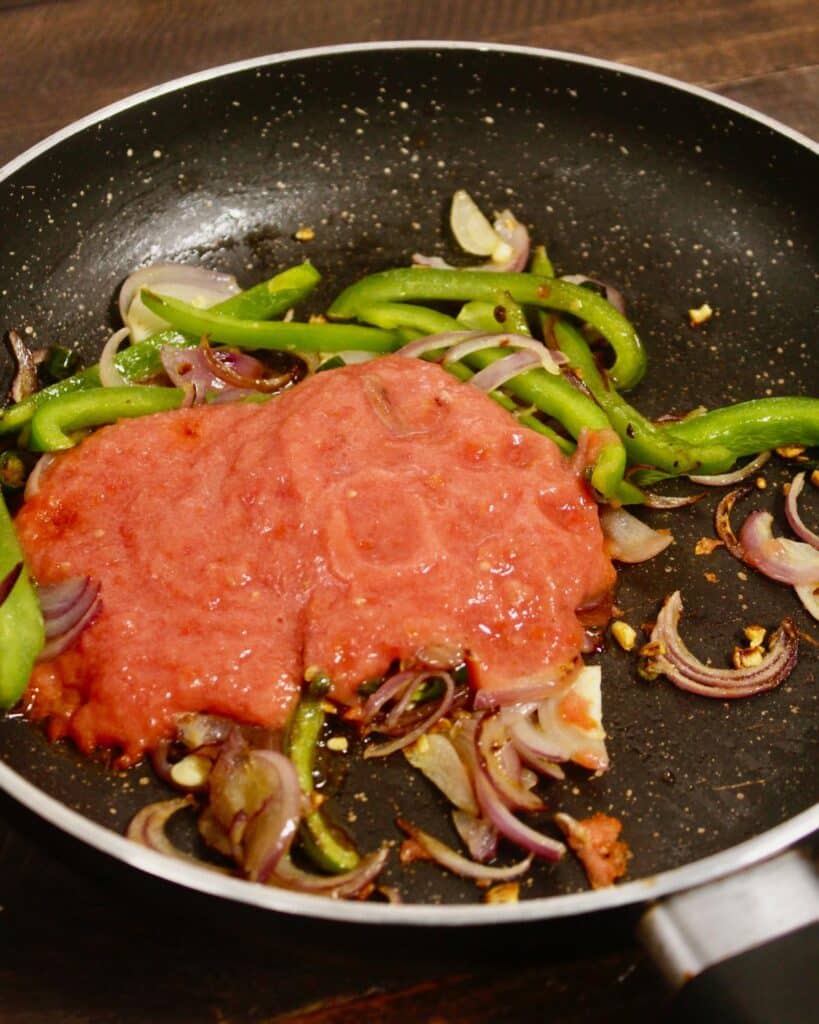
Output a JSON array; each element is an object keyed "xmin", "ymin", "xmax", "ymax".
[{"xmin": 15, "ymin": 356, "xmax": 614, "ymax": 764}]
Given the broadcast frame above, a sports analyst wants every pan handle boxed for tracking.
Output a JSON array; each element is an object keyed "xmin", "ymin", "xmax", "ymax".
[{"xmin": 639, "ymin": 846, "xmax": 819, "ymax": 1023}]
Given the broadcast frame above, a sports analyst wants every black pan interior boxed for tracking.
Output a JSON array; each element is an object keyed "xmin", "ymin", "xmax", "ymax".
[{"xmin": 0, "ymin": 47, "xmax": 816, "ymax": 906}]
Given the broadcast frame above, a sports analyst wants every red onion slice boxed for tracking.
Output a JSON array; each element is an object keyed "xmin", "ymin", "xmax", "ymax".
[
  {"xmin": 397, "ymin": 330, "xmax": 484, "ymax": 360},
  {"xmin": 452, "ymin": 809, "xmax": 499, "ymax": 863},
  {"xmin": 476, "ymin": 714, "xmax": 546, "ymax": 812},
  {"xmin": 689, "ymin": 450, "xmax": 771, "ymax": 486},
  {"xmin": 7, "ymin": 329, "xmax": 39, "ymax": 403},
  {"xmin": 739, "ymin": 511, "xmax": 819, "ymax": 585},
  {"xmin": 491, "ymin": 209, "xmax": 530, "ymax": 273},
  {"xmin": 270, "ymin": 847, "xmax": 389, "ymax": 897},
  {"xmin": 599, "ymin": 506, "xmax": 673, "ymax": 563},
  {"xmin": 23, "ymin": 453, "xmax": 57, "ymax": 500},
  {"xmin": 785, "ymin": 472, "xmax": 819, "ymax": 550},
  {"xmin": 559, "ymin": 275, "xmax": 625, "ymax": 315},
  {"xmin": 119, "ymin": 264, "xmax": 240, "ymax": 342},
  {"xmin": 0, "ymin": 562, "xmax": 22, "ymax": 608},
  {"xmin": 397, "ymin": 817, "xmax": 533, "ymax": 881},
  {"xmin": 647, "ymin": 590, "xmax": 798, "ymax": 699},
  {"xmin": 126, "ymin": 796, "xmax": 205, "ymax": 864},
  {"xmin": 363, "ymin": 672, "xmax": 455, "ymax": 758},
  {"xmin": 240, "ymin": 749, "xmax": 303, "ymax": 883},
  {"xmin": 472, "ymin": 766, "xmax": 565, "ymax": 862},
  {"xmin": 641, "ymin": 491, "xmax": 705, "ymax": 510},
  {"xmin": 37, "ymin": 576, "xmax": 102, "ymax": 659},
  {"xmin": 795, "ymin": 584, "xmax": 819, "ymax": 621},
  {"xmin": 470, "ymin": 350, "xmax": 542, "ymax": 392},
  {"xmin": 98, "ymin": 327, "xmax": 131, "ymax": 387},
  {"xmin": 444, "ymin": 333, "xmax": 564, "ymax": 374}
]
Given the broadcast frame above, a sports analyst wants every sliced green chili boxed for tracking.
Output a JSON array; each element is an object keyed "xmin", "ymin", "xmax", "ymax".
[
  {"xmin": 327, "ymin": 268, "xmax": 646, "ymax": 390},
  {"xmin": 29, "ymin": 386, "xmax": 184, "ymax": 451},
  {"xmin": 550, "ymin": 319, "xmax": 734, "ymax": 476},
  {"xmin": 661, "ymin": 397, "xmax": 819, "ymax": 457},
  {"xmin": 529, "ymin": 245, "xmax": 555, "ymax": 277},
  {"xmin": 285, "ymin": 690, "xmax": 360, "ymax": 874},
  {"xmin": 0, "ymin": 492, "xmax": 43, "ymax": 708},
  {"xmin": 354, "ymin": 302, "xmax": 458, "ymax": 337},
  {"xmin": 141, "ymin": 290, "xmax": 401, "ymax": 354}
]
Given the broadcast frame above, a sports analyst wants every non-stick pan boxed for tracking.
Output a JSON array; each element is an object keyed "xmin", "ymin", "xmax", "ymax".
[{"xmin": 0, "ymin": 44, "xmax": 816, "ymax": 981}]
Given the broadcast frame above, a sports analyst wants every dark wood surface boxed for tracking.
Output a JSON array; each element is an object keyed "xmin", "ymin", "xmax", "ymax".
[{"xmin": 0, "ymin": 3, "xmax": 816, "ymax": 1022}]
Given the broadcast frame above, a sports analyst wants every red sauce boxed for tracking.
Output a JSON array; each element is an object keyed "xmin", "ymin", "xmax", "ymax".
[{"xmin": 16, "ymin": 356, "xmax": 614, "ymax": 764}]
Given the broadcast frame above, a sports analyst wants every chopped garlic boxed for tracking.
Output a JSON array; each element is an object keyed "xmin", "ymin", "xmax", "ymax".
[
  {"xmin": 695, "ymin": 536, "xmax": 724, "ymax": 556},
  {"xmin": 743, "ymin": 624, "xmax": 767, "ymax": 648},
  {"xmin": 733, "ymin": 646, "xmax": 764, "ymax": 669},
  {"xmin": 294, "ymin": 226, "xmax": 315, "ymax": 242},
  {"xmin": 611, "ymin": 620, "xmax": 637, "ymax": 651},
  {"xmin": 688, "ymin": 303, "xmax": 713, "ymax": 326},
  {"xmin": 776, "ymin": 445, "xmax": 806, "ymax": 459},
  {"xmin": 169, "ymin": 754, "xmax": 211, "ymax": 789},
  {"xmin": 484, "ymin": 882, "xmax": 520, "ymax": 904},
  {"xmin": 326, "ymin": 736, "xmax": 348, "ymax": 753}
]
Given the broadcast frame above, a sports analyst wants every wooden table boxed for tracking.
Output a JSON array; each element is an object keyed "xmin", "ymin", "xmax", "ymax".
[{"xmin": 0, "ymin": 3, "xmax": 816, "ymax": 1021}]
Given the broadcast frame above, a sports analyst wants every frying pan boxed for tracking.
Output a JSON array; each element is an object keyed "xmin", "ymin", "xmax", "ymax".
[{"xmin": 0, "ymin": 43, "xmax": 816, "ymax": 968}]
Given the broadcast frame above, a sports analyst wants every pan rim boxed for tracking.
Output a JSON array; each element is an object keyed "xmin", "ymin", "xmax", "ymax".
[
  {"xmin": 0, "ymin": 40, "xmax": 816, "ymax": 925},
  {"xmin": 0, "ymin": 39, "xmax": 815, "ymax": 189},
  {"xmin": 1, "ymin": 756, "xmax": 816, "ymax": 925}
]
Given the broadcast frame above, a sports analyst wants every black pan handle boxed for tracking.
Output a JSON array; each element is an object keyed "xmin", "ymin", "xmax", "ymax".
[{"xmin": 639, "ymin": 847, "xmax": 819, "ymax": 1023}]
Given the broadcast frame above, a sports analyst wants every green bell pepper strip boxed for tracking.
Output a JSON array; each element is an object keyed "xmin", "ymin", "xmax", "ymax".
[
  {"xmin": 0, "ymin": 264, "xmax": 322, "ymax": 437},
  {"xmin": 456, "ymin": 298, "xmax": 531, "ymax": 336},
  {"xmin": 660, "ymin": 397, "xmax": 819, "ymax": 457},
  {"xmin": 29, "ymin": 386, "xmax": 184, "ymax": 451},
  {"xmin": 550, "ymin": 319, "xmax": 735, "ymax": 476},
  {"xmin": 140, "ymin": 290, "xmax": 401, "ymax": 354},
  {"xmin": 529, "ymin": 245, "xmax": 555, "ymax": 277},
  {"xmin": 285, "ymin": 689, "xmax": 360, "ymax": 873},
  {"xmin": 327, "ymin": 268, "xmax": 646, "ymax": 390},
  {"xmin": 0, "ymin": 492, "xmax": 44, "ymax": 708},
  {"xmin": 353, "ymin": 302, "xmax": 458, "ymax": 337}
]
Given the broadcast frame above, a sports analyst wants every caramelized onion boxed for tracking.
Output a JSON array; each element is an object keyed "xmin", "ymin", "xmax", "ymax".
[
  {"xmin": 362, "ymin": 671, "xmax": 456, "ymax": 759},
  {"xmin": 714, "ymin": 485, "xmax": 751, "ymax": 560},
  {"xmin": 646, "ymin": 590, "xmax": 798, "ymax": 699},
  {"xmin": 476, "ymin": 713, "xmax": 545, "ymax": 812},
  {"xmin": 126, "ymin": 796, "xmax": 201, "ymax": 862},
  {"xmin": 7, "ymin": 329, "xmax": 39, "ymax": 402},
  {"xmin": 397, "ymin": 817, "xmax": 533, "ymax": 881},
  {"xmin": 270, "ymin": 847, "xmax": 389, "ymax": 897},
  {"xmin": 452, "ymin": 809, "xmax": 499, "ymax": 863}
]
